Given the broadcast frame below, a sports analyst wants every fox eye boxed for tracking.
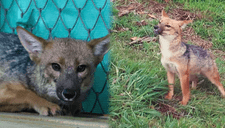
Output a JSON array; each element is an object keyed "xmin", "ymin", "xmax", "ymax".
[
  {"xmin": 165, "ymin": 25, "xmax": 171, "ymax": 27},
  {"xmin": 52, "ymin": 63, "xmax": 61, "ymax": 71},
  {"xmin": 77, "ymin": 65, "xmax": 86, "ymax": 72}
]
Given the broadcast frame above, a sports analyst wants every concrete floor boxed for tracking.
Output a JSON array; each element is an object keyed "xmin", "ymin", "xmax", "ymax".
[{"xmin": 0, "ymin": 112, "xmax": 109, "ymax": 128}]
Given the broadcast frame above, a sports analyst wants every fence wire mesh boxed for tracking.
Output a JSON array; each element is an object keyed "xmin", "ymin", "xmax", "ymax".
[{"xmin": 0, "ymin": 0, "xmax": 110, "ymax": 114}]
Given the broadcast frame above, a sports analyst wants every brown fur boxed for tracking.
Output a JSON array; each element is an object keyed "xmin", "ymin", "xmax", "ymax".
[
  {"xmin": 154, "ymin": 10, "xmax": 225, "ymax": 105},
  {"xmin": 0, "ymin": 26, "xmax": 110, "ymax": 115},
  {"xmin": 0, "ymin": 81, "xmax": 59, "ymax": 115}
]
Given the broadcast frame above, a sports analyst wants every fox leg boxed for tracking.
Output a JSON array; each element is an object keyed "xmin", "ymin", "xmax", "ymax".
[
  {"xmin": 0, "ymin": 82, "xmax": 60, "ymax": 116},
  {"xmin": 203, "ymin": 67, "xmax": 225, "ymax": 97},
  {"xmin": 176, "ymin": 64, "xmax": 190, "ymax": 106},
  {"xmin": 179, "ymin": 73, "xmax": 190, "ymax": 105},
  {"xmin": 190, "ymin": 74, "xmax": 198, "ymax": 89},
  {"xmin": 165, "ymin": 71, "xmax": 175, "ymax": 100}
]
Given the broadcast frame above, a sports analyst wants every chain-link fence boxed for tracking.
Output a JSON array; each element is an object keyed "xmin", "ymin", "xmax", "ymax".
[{"xmin": 0, "ymin": 0, "xmax": 110, "ymax": 114}]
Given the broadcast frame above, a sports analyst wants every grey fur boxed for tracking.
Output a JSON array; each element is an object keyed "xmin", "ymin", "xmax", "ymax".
[{"xmin": 0, "ymin": 31, "xmax": 109, "ymax": 115}]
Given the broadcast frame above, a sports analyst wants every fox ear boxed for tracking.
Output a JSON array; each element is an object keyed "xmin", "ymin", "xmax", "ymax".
[
  {"xmin": 88, "ymin": 35, "xmax": 110, "ymax": 56},
  {"xmin": 162, "ymin": 10, "xmax": 169, "ymax": 18},
  {"xmin": 88, "ymin": 35, "xmax": 110, "ymax": 65},
  {"xmin": 16, "ymin": 26, "xmax": 46, "ymax": 60},
  {"xmin": 180, "ymin": 20, "xmax": 193, "ymax": 29}
]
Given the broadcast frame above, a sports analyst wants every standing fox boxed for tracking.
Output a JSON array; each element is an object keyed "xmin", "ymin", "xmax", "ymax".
[
  {"xmin": 0, "ymin": 26, "xmax": 109, "ymax": 115},
  {"xmin": 154, "ymin": 10, "xmax": 225, "ymax": 105}
]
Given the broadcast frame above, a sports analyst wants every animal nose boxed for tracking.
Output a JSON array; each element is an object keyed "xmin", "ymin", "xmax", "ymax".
[
  {"xmin": 154, "ymin": 25, "xmax": 159, "ymax": 29},
  {"xmin": 62, "ymin": 89, "xmax": 77, "ymax": 101}
]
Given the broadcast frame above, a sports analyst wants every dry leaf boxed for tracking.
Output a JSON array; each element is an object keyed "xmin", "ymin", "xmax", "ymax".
[
  {"xmin": 149, "ymin": 105, "xmax": 155, "ymax": 109},
  {"xmin": 113, "ymin": 27, "xmax": 129, "ymax": 33},
  {"xmin": 118, "ymin": 10, "xmax": 130, "ymax": 17},
  {"xmin": 165, "ymin": 0, "xmax": 170, "ymax": 3},
  {"xmin": 129, "ymin": 36, "xmax": 156, "ymax": 45},
  {"xmin": 148, "ymin": 14, "xmax": 157, "ymax": 19},
  {"xmin": 117, "ymin": 4, "xmax": 135, "ymax": 17},
  {"xmin": 130, "ymin": 37, "xmax": 139, "ymax": 41},
  {"xmin": 112, "ymin": 78, "xmax": 117, "ymax": 84},
  {"xmin": 127, "ymin": 6, "xmax": 135, "ymax": 10},
  {"xmin": 136, "ymin": 20, "xmax": 148, "ymax": 26},
  {"xmin": 142, "ymin": 37, "xmax": 157, "ymax": 42},
  {"xmin": 119, "ymin": 93, "xmax": 124, "ymax": 96},
  {"xmin": 137, "ymin": 11, "xmax": 148, "ymax": 14}
]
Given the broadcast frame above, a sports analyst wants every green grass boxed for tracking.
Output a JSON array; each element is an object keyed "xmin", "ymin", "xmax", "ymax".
[
  {"xmin": 170, "ymin": 0, "xmax": 225, "ymax": 50},
  {"xmin": 109, "ymin": 0, "xmax": 225, "ymax": 127}
]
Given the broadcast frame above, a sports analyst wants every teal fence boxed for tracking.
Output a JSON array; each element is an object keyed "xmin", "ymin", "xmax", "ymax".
[{"xmin": 0, "ymin": 0, "xmax": 110, "ymax": 114}]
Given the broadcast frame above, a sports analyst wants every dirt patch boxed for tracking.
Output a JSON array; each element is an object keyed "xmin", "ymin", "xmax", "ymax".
[
  {"xmin": 115, "ymin": 0, "xmax": 216, "ymax": 50},
  {"xmin": 116, "ymin": 2, "xmax": 145, "ymax": 17},
  {"xmin": 156, "ymin": 102, "xmax": 184, "ymax": 119},
  {"xmin": 182, "ymin": 27, "xmax": 212, "ymax": 49},
  {"xmin": 147, "ymin": 1, "xmax": 167, "ymax": 16},
  {"xmin": 142, "ymin": 1, "xmax": 201, "ymax": 20},
  {"xmin": 213, "ymin": 49, "xmax": 225, "ymax": 60},
  {"xmin": 167, "ymin": 8, "xmax": 202, "ymax": 21},
  {"xmin": 115, "ymin": 0, "xmax": 202, "ymax": 20}
]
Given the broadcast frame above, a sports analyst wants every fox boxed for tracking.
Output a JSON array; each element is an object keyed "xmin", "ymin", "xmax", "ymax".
[
  {"xmin": 0, "ymin": 26, "xmax": 110, "ymax": 115},
  {"xmin": 154, "ymin": 10, "xmax": 225, "ymax": 105}
]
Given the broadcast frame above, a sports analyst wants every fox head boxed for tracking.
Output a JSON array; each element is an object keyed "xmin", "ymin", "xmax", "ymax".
[
  {"xmin": 16, "ymin": 26, "xmax": 110, "ymax": 108},
  {"xmin": 154, "ymin": 10, "xmax": 192, "ymax": 37}
]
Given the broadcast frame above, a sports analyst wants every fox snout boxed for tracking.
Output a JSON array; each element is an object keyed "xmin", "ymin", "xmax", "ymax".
[
  {"xmin": 154, "ymin": 25, "xmax": 162, "ymax": 35},
  {"xmin": 56, "ymin": 70, "xmax": 81, "ymax": 104},
  {"xmin": 61, "ymin": 88, "xmax": 79, "ymax": 102}
]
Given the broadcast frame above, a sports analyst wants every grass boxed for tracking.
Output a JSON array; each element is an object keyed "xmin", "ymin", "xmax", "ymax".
[
  {"xmin": 109, "ymin": 0, "xmax": 225, "ymax": 127},
  {"xmin": 170, "ymin": 0, "xmax": 225, "ymax": 50}
]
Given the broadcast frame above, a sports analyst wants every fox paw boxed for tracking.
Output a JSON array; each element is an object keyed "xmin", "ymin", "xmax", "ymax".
[
  {"xmin": 34, "ymin": 102, "xmax": 60, "ymax": 116},
  {"xmin": 180, "ymin": 100, "xmax": 188, "ymax": 106},
  {"xmin": 165, "ymin": 94, "xmax": 173, "ymax": 100},
  {"xmin": 180, "ymin": 101, "xmax": 187, "ymax": 106},
  {"xmin": 222, "ymin": 95, "xmax": 225, "ymax": 98}
]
